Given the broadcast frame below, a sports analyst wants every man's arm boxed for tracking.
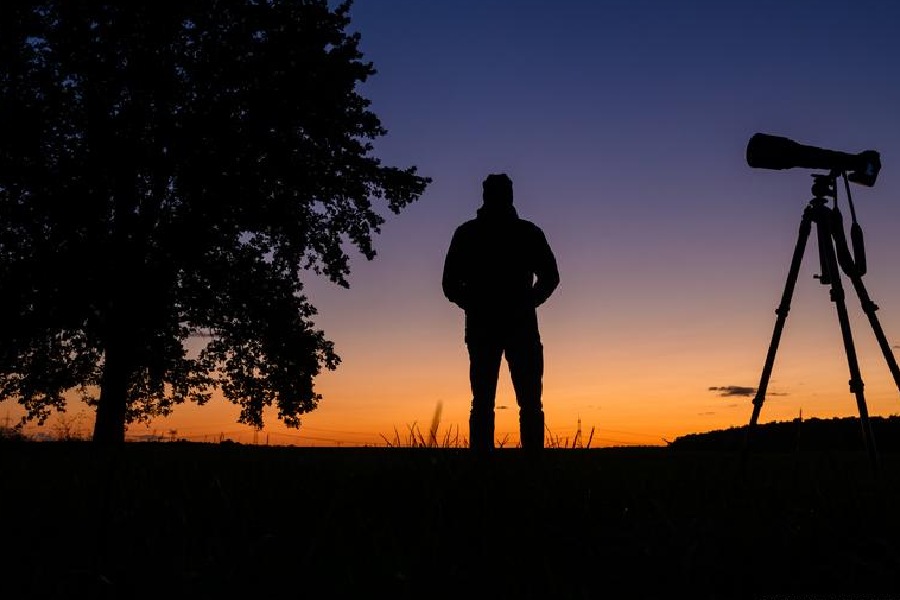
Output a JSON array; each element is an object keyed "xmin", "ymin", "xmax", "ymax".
[
  {"xmin": 442, "ymin": 227, "xmax": 468, "ymax": 309},
  {"xmin": 532, "ymin": 228, "xmax": 560, "ymax": 307}
]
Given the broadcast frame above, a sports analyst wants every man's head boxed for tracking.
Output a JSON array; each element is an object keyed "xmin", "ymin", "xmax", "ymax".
[{"xmin": 482, "ymin": 173, "xmax": 513, "ymax": 207}]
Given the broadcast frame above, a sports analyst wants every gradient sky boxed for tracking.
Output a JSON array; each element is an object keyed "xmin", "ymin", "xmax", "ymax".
[{"xmin": 11, "ymin": 0, "xmax": 900, "ymax": 446}]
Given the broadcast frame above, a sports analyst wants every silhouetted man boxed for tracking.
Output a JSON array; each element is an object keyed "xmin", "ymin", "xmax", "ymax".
[{"xmin": 442, "ymin": 173, "xmax": 560, "ymax": 452}]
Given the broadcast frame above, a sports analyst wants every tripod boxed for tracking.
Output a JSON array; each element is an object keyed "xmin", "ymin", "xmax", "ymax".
[{"xmin": 744, "ymin": 172, "xmax": 900, "ymax": 471}]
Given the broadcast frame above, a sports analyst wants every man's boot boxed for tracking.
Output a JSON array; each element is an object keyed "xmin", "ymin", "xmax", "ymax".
[
  {"xmin": 520, "ymin": 410, "xmax": 545, "ymax": 453},
  {"xmin": 469, "ymin": 411, "xmax": 494, "ymax": 454}
]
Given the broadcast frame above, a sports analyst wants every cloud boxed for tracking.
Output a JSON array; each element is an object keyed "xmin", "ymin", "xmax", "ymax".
[
  {"xmin": 709, "ymin": 385, "xmax": 789, "ymax": 398},
  {"xmin": 698, "ymin": 411, "xmax": 716, "ymax": 416},
  {"xmin": 709, "ymin": 385, "xmax": 756, "ymax": 397}
]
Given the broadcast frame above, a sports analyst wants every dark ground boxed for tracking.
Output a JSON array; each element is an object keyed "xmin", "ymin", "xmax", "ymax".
[{"xmin": 2, "ymin": 442, "xmax": 900, "ymax": 599}]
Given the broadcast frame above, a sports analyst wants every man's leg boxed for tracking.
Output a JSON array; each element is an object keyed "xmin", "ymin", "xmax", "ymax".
[
  {"xmin": 507, "ymin": 337, "xmax": 545, "ymax": 451},
  {"xmin": 467, "ymin": 341, "xmax": 503, "ymax": 452}
]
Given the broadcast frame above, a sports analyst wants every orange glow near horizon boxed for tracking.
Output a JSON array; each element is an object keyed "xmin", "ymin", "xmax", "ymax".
[{"xmin": 8, "ymin": 294, "xmax": 900, "ymax": 448}]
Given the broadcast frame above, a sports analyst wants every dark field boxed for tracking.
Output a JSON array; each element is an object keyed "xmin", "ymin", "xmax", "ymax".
[{"xmin": 3, "ymin": 443, "xmax": 900, "ymax": 599}]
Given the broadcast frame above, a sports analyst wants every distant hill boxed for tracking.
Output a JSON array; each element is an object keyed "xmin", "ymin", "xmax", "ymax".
[{"xmin": 669, "ymin": 415, "xmax": 900, "ymax": 452}]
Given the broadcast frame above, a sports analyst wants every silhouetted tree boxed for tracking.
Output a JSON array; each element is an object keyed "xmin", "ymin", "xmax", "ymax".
[{"xmin": 0, "ymin": 1, "xmax": 429, "ymax": 442}]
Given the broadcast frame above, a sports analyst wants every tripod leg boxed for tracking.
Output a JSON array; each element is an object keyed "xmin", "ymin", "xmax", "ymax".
[
  {"xmin": 828, "ymin": 207, "xmax": 900, "ymax": 398},
  {"xmin": 744, "ymin": 209, "xmax": 814, "ymax": 457},
  {"xmin": 817, "ymin": 215, "xmax": 879, "ymax": 471},
  {"xmin": 845, "ymin": 273, "xmax": 900, "ymax": 395}
]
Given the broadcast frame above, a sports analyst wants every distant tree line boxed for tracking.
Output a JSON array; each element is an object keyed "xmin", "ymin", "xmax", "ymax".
[{"xmin": 670, "ymin": 415, "xmax": 900, "ymax": 452}]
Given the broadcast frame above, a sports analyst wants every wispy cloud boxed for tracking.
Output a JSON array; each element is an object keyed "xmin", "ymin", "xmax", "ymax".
[
  {"xmin": 709, "ymin": 385, "xmax": 755, "ymax": 397},
  {"xmin": 709, "ymin": 385, "xmax": 788, "ymax": 398},
  {"xmin": 698, "ymin": 411, "xmax": 716, "ymax": 416}
]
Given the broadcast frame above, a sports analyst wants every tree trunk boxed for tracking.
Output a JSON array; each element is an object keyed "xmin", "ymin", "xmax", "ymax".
[
  {"xmin": 93, "ymin": 201, "xmax": 137, "ymax": 444},
  {"xmin": 92, "ymin": 338, "xmax": 130, "ymax": 444}
]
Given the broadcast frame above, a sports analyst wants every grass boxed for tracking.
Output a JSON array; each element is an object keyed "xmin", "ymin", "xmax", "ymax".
[
  {"xmin": 3, "ymin": 441, "xmax": 900, "ymax": 599},
  {"xmin": 379, "ymin": 402, "xmax": 599, "ymax": 450}
]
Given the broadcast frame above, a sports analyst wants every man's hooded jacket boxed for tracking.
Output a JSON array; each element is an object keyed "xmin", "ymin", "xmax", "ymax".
[{"xmin": 442, "ymin": 200, "xmax": 559, "ymax": 334}]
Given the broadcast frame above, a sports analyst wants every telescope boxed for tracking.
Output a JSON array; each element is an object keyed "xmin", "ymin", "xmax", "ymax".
[
  {"xmin": 746, "ymin": 133, "xmax": 881, "ymax": 186},
  {"xmin": 741, "ymin": 131, "xmax": 899, "ymax": 476}
]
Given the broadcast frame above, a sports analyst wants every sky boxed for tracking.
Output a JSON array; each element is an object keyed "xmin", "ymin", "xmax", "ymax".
[{"xmin": 11, "ymin": 0, "xmax": 900, "ymax": 446}]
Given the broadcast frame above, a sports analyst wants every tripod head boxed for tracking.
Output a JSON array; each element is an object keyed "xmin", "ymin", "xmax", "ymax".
[
  {"xmin": 805, "ymin": 170, "xmax": 868, "ymax": 281},
  {"xmin": 810, "ymin": 172, "xmax": 838, "ymax": 202}
]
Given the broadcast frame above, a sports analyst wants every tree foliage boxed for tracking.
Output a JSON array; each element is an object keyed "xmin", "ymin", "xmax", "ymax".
[{"xmin": 0, "ymin": 0, "xmax": 429, "ymax": 442}]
